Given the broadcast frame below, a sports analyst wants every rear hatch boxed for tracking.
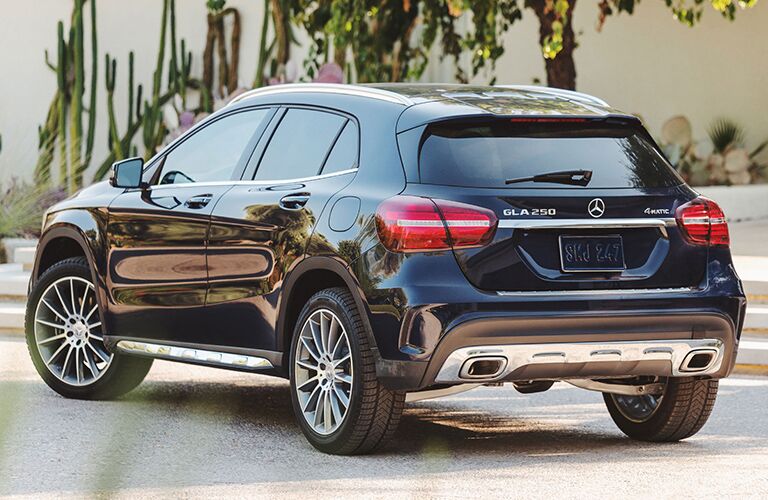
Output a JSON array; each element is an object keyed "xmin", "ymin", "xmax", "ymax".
[{"xmin": 402, "ymin": 118, "xmax": 707, "ymax": 292}]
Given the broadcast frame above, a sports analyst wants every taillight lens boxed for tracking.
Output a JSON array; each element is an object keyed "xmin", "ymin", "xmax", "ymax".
[
  {"xmin": 675, "ymin": 197, "xmax": 729, "ymax": 246},
  {"xmin": 375, "ymin": 196, "xmax": 498, "ymax": 253}
]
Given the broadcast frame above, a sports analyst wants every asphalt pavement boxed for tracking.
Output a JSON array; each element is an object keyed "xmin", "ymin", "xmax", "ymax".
[{"xmin": 1, "ymin": 333, "xmax": 767, "ymax": 499}]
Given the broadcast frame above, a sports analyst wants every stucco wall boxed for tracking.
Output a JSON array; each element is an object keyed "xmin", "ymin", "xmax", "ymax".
[{"xmin": 0, "ymin": 1, "xmax": 766, "ymax": 184}]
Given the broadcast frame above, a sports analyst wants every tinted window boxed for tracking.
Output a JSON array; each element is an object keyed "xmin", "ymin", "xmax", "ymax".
[
  {"xmin": 256, "ymin": 109, "xmax": 346, "ymax": 180},
  {"xmin": 158, "ymin": 109, "xmax": 269, "ymax": 185},
  {"xmin": 419, "ymin": 122, "xmax": 682, "ymax": 189},
  {"xmin": 322, "ymin": 121, "xmax": 359, "ymax": 174}
]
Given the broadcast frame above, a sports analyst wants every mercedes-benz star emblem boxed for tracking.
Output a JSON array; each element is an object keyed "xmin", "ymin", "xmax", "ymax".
[{"xmin": 588, "ymin": 198, "xmax": 605, "ymax": 218}]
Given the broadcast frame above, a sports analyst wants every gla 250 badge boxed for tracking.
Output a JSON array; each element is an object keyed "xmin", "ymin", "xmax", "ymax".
[{"xmin": 503, "ymin": 208, "xmax": 557, "ymax": 216}]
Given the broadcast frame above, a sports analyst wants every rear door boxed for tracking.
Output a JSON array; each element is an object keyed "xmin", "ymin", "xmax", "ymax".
[
  {"xmin": 402, "ymin": 118, "xmax": 706, "ymax": 292},
  {"xmin": 206, "ymin": 107, "xmax": 359, "ymax": 350},
  {"xmin": 105, "ymin": 107, "xmax": 274, "ymax": 344}
]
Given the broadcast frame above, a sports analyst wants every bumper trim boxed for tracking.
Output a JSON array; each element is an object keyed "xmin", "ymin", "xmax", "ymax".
[
  {"xmin": 496, "ymin": 287, "xmax": 695, "ymax": 297},
  {"xmin": 434, "ymin": 338, "xmax": 725, "ymax": 383}
]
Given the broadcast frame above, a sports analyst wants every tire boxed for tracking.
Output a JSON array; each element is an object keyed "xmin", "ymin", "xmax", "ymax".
[
  {"xmin": 603, "ymin": 377, "xmax": 719, "ymax": 442},
  {"xmin": 289, "ymin": 287, "xmax": 405, "ymax": 455},
  {"xmin": 25, "ymin": 257, "xmax": 153, "ymax": 400}
]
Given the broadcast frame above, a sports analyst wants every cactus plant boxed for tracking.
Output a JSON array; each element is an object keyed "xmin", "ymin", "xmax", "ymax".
[{"xmin": 35, "ymin": 0, "xmax": 98, "ymax": 193}]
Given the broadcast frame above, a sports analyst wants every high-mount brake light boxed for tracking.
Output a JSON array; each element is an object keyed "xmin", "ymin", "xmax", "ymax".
[
  {"xmin": 675, "ymin": 197, "xmax": 729, "ymax": 247},
  {"xmin": 509, "ymin": 118, "xmax": 588, "ymax": 123},
  {"xmin": 375, "ymin": 196, "xmax": 498, "ymax": 253}
]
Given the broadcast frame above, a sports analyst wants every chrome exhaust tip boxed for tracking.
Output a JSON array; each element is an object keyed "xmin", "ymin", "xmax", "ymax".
[
  {"xmin": 459, "ymin": 356, "xmax": 507, "ymax": 380},
  {"xmin": 679, "ymin": 348, "xmax": 718, "ymax": 373}
]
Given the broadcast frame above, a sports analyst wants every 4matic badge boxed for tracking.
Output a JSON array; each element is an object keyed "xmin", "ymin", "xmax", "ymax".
[{"xmin": 644, "ymin": 207, "xmax": 671, "ymax": 215}]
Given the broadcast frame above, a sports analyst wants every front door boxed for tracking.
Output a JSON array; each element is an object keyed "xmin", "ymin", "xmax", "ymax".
[{"xmin": 104, "ymin": 106, "xmax": 274, "ymax": 345}]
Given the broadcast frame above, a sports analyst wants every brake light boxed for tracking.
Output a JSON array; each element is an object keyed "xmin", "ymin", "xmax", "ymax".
[
  {"xmin": 375, "ymin": 196, "xmax": 498, "ymax": 253},
  {"xmin": 675, "ymin": 197, "xmax": 729, "ymax": 247}
]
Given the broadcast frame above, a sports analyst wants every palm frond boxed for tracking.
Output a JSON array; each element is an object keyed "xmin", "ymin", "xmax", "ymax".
[{"xmin": 708, "ymin": 118, "xmax": 744, "ymax": 154}]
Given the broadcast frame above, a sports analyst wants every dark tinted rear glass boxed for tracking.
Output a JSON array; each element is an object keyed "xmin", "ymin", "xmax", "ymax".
[{"xmin": 419, "ymin": 121, "xmax": 682, "ymax": 188}]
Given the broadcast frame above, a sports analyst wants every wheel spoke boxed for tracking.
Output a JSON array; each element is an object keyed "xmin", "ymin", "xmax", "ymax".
[
  {"xmin": 300, "ymin": 336, "xmax": 321, "ymax": 363},
  {"xmin": 296, "ymin": 374, "xmax": 321, "ymax": 392},
  {"xmin": 310, "ymin": 320, "xmax": 324, "ymax": 357},
  {"xmin": 327, "ymin": 315, "xmax": 340, "ymax": 357},
  {"xmin": 334, "ymin": 373, "xmax": 352, "ymax": 385},
  {"xmin": 88, "ymin": 321, "xmax": 102, "ymax": 330},
  {"xmin": 70, "ymin": 280, "xmax": 77, "ymax": 318},
  {"xmin": 45, "ymin": 341, "xmax": 68, "ymax": 366},
  {"xmin": 83, "ymin": 348, "xmax": 98, "ymax": 378},
  {"xmin": 319, "ymin": 312, "xmax": 330, "ymax": 355},
  {"xmin": 42, "ymin": 298, "xmax": 68, "ymax": 322},
  {"xmin": 74, "ymin": 348, "xmax": 82, "ymax": 384},
  {"xmin": 333, "ymin": 384, "xmax": 350, "ymax": 408},
  {"xmin": 332, "ymin": 352, "xmax": 351, "ymax": 368},
  {"xmin": 87, "ymin": 342, "xmax": 109, "ymax": 364},
  {"xmin": 53, "ymin": 284, "xmax": 71, "ymax": 316},
  {"xmin": 84, "ymin": 304, "xmax": 98, "ymax": 322},
  {"xmin": 329, "ymin": 389, "xmax": 343, "ymax": 424},
  {"xmin": 79, "ymin": 284, "xmax": 89, "ymax": 316},
  {"xmin": 89, "ymin": 334, "xmax": 104, "ymax": 343},
  {"xmin": 37, "ymin": 333, "xmax": 67, "ymax": 346},
  {"xmin": 323, "ymin": 390, "xmax": 332, "ymax": 432},
  {"xmin": 60, "ymin": 345, "xmax": 74, "ymax": 378},
  {"xmin": 296, "ymin": 358, "xmax": 318, "ymax": 371},
  {"xmin": 302, "ymin": 383, "xmax": 322, "ymax": 413},
  {"xmin": 36, "ymin": 318, "xmax": 66, "ymax": 330}
]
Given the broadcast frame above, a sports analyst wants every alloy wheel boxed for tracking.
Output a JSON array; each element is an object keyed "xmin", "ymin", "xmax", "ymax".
[
  {"xmin": 33, "ymin": 276, "xmax": 113, "ymax": 386},
  {"xmin": 294, "ymin": 309, "xmax": 353, "ymax": 435},
  {"xmin": 611, "ymin": 390, "xmax": 665, "ymax": 423}
]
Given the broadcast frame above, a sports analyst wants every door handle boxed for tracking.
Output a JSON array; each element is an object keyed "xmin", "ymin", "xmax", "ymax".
[
  {"xmin": 184, "ymin": 194, "xmax": 213, "ymax": 209},
  {"xmin": 279, "ymin": 193, "xmax": 310, "ymax": 211}
]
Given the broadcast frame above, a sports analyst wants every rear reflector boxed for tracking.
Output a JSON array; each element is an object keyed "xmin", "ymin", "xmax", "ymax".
[
  {"xmin": 375, "ymin": 196, "xmax": 498, "ymax": 253},
  {"xmin": 675, "ymin": 197, "xmax": 729, "ymax": 247}
]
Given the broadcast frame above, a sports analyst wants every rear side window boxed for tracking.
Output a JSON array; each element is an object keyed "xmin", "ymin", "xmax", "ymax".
[
  {"xmin": 419, "ymin": 121, "xmax": 682, "ymax": 189},
  {"xmin": 321, "ymin": 120, "xmax": 359, "ymax": 174},
  {"xmin": 158, "ymin": 108, "xmax": 269, "ymax": 185},
  {"xmin": 256, "ymin": 108, "xmax": 346, "ymax": 180}
]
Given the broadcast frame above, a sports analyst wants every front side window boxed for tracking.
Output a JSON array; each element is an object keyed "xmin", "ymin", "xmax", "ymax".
[
  {"xmin": 255, "ymin": 109, "xmax": 347, "ymax": 181},
  {"xmin": 158, "ymin": 108, "xmax": 270, "ymax": 185}
]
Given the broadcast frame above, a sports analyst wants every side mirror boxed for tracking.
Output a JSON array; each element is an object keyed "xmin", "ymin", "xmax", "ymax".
[{"xmin": 110, "ymin": 157, "xmax": 145, "ymax": 189}]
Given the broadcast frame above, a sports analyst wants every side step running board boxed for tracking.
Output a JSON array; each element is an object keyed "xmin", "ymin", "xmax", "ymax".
[{"xmin": 116, "ymin": 340, "xmax": 274, "ymax": 370}]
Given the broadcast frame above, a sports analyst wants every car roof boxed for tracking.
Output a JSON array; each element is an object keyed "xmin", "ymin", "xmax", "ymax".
[{"xmin": 229, "ymin": 83, "xmax": 636, "ymax": 132}]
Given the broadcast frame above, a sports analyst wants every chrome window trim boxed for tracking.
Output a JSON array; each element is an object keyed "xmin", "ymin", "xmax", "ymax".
[
  {"xmin": 148, "ymin": 167, "xmax": 358, "ymax": 191},
  {"xmin": 229, "ymin": 83, "xmax": 413, "ymax": 107},
  {"xmin": 498, "ymin": 217, "xmax": 675, "ymax": 237},
  {"xmin": 496, "ymin": 286, "xmax": 695, "ymax": 297}
]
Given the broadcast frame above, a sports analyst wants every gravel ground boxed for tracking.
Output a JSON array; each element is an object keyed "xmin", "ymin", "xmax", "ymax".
[{"xmin": 1, "ymin": 333, "xmax": 767, "ymax": 499}]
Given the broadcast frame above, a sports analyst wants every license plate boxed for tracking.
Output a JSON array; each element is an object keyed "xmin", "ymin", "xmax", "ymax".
[{"xmin": 559, "ymin": 235, "xmax": 626, "ymax": 272}]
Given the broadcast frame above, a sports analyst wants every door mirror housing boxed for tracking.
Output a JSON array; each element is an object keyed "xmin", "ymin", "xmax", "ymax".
[{"xmin": 110, "ymin": 157, "xmax": 145, "ymax": 189}]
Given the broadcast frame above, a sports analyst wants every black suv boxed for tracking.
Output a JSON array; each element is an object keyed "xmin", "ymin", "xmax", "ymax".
[{"xmin": 26, "ymin": 84, "xmax": 745, "ymax": 454}]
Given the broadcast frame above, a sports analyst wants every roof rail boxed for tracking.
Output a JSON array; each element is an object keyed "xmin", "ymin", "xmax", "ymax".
[
  {"xmin": 494, "ymin": 85, "xmax": 609, "ymax": 107},
  {"xmin": 228, "ymin": 83, "xmax": 413, "ymax": 107}
]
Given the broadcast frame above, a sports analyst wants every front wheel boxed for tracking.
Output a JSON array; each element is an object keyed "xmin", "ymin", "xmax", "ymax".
[
  {"xmin": 289, "ymin": 287, "xmax": 405, "ymax": 455},
  {"xmin": 25, "ymin": 257, "xmax": 153, "ymax": 400},
  {"xmin": 603, "ymin": 377, "xmax": 719, "ymax": 442}
]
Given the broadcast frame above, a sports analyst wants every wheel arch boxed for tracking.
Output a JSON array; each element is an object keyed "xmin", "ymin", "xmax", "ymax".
[{"xmin": 277, "ymin": 256, "xmax": 377, "ymax": 367}]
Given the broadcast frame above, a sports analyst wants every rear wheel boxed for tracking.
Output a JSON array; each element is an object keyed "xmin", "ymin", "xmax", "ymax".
[
  {"xmin": 25, "ymin": 257, "xmax": 153, "ymax": 400},
  {"xmin": 289, "ymin": 287, "xmax": 405, "ymax": 455},
  {"xmin": 603, "ymin": 377, "xmax": 718, "ymax": 441}
]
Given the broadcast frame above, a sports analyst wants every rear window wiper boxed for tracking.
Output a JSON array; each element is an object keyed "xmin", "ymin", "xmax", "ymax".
[{"xmin": 505, "ymin": 169, "xmax": 593, "ymax": 186}]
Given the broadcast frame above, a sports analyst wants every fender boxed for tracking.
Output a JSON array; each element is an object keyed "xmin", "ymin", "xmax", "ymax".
[
  {"xmin": 276, "ymin": 255, "xmax": 376, "ymax": 354},
  {"xmin": 33, "ymin": 209, "xmax": 110, "ymax": 324}
]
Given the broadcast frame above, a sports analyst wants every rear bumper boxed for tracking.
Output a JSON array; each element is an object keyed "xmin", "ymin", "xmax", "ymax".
[{"xmin": 374, "ymin": 307, "xmax": 741, "ymax": 391}]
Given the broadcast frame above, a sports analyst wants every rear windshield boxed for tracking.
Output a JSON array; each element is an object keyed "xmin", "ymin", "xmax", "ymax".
[{"xmin": 419, "ymin": 121, "xmax": 682, "ymax": 189}]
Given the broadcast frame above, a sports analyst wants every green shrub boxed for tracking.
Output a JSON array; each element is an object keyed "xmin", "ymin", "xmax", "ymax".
[{"xmin": 0, "ymin": 179, "xmax": 66, "ymax": 239}]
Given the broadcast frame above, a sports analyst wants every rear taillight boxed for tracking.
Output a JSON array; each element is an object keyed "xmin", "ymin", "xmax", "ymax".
[
  {"xmin": 375, "ymin": 196, "xmax": 498, "ymax": 253},
  {"xmin": 675, "ymin": 197, "xmax": 729, "ymax": 247}
]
